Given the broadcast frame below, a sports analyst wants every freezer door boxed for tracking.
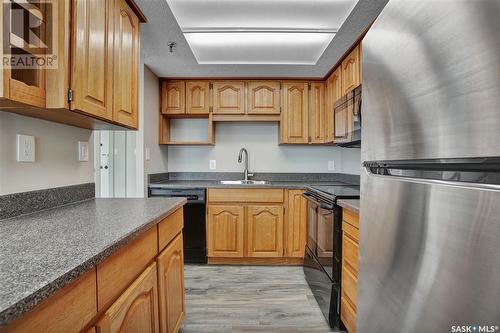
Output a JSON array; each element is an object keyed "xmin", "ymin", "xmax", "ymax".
[
  {"xmin": 361, "ymin": 0, "xmax": 500, "ymax": 162},
  {"xmin": 359, "ymin": 170, "xmax": 500, "ymax": 332}
]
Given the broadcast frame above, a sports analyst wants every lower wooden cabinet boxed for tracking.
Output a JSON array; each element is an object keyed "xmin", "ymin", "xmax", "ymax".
[
  {"xmin": 247, "ymin": 206, "xmax": 284, "ymax": 257},
  {"xmin": 206, "ymin": 189, "xmax": 305, "ymax": 263},
  {"xmin": 207, "ymin": 205, "xmax": 245, "ymax": 257},
  {"xmin": 341, "ymin": 208, "xmax": 360, "ymax": 333},
  {"xmin": 96, "ymin": 262, "xmax": 159, "ymax": 333},
  {"xmin": 157, "ymin": 234, "xmax": 185, "ymax": 333}
]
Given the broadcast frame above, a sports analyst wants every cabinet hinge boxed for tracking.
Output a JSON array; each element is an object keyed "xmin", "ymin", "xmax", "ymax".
[
  {"xmin": 209, "ymin": 83, "xmax": 213, "ymax": 90},
  {"xmin": 209, "ymin": 106, "xmax": 213, "ymax": 113},
  {"xmin": 67, "ymin": 88, "xmax": 73, "ymax": 103}
]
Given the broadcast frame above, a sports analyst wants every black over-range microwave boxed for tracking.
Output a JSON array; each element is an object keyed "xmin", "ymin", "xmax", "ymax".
[{"xmin": 333, "ymin": 85, "xmax": 361, "ymax": 147}]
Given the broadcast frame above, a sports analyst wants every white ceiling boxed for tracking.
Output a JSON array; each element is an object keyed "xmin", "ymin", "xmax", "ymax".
[{"xmin": 137, "ymin": 0, "xmax": 388, "ymax": 78}]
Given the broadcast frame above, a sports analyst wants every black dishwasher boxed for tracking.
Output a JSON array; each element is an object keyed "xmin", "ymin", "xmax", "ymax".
[{"xmin": 149, "ymin": 188, "xmax": 207, "ymax": 264}]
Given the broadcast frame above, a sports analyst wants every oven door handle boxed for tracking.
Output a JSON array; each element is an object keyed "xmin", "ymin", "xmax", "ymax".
[
  {"xmin": 303, "ymin": 193, "xmax": 334, "ymax": 211},
  {"xmin": 319, "ymin": 205, "xmax": 334, "ymax": 212}
]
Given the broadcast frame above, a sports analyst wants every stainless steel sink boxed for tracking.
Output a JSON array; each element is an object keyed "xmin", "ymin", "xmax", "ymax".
[{"xmin": 220, "ymin": 180, "xmax": 269, "ymax": 185}]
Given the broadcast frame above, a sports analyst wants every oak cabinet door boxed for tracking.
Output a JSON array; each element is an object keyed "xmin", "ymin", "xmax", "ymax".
[
  {"xmin": 212, "ymin": 81, "xmax": 245, "ymax": 114},
  {"xmin": 341, "ymin": 45, "xmax": 361, "ymax": 95},
  {"xmin": 246, "ymin": 81, "xmax": 280, "ymax": 114},
  {"xmin": 186, "ymin": 81, "xmax": 210, "ymax": 114},
  {"xmin": 207, "ymin": 205, "xmax": 245, "ymax": 257},
  {"xmin": 71, "ymin": 0, "xmax": 114, "ymax": 120},
  {"xmin": 325, "ymin": 68, "xmax": 342, "ymax": 143},
  {"xmin": 162, "ymin": 81, "xmax": 185, "ymax": 114},
  {"xmin": 112, "ymin": 0, "xmax": 140, "ymax": 128},
  {"xmin": 280, "ymin": 82, "xmax": 309, "ymax": 143},
  {"xmin": 157, "ymin": 233, "xmax": 185, "ymax": 333},
  {"xmin": 96, "ymin": 263, "xmax": 159, "ymax": 333},
  {"xmin": 309, "ymin": 82, "xmax": 325, "ymax": 144},
  {"xmin": 247, "ymin": 206, "xmax": 284, "ymax": 257},
  {"xmin": 285, "ymin": 190, "xmax": 307, "ymax": 258}
]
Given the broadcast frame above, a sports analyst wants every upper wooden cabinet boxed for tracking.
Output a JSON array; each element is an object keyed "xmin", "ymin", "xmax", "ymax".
[
  {"xmin": 281, "ymin": 82, "xmax": 309, "ymax": 144},
  {"xmin": 309, "ymin": 82, "xmax": 325, "ymax": 144},
  {"xmin": 112, "ymin": 0, "xmax": 140, "ymax": 128},
  {"xmin": 342, "ymin": 45, "xmax": 361, "ymax": 95},
  {"xmin": 71, "ymin": 0, "xmax": 114, "ymax": 121},
  {"xmin": 96, "ymin": 263, "xmax": 159, "ymax": 333},
  {"xmin": 247, "ymin": 206, "xmax": 284, "ymax": 257},
  {"xmin": 162, "ymin": 81, "xmax": 186, "ymax": 114},
  {"xmin": 325, "ymin": 67, "xmax": 342, "ymax": 143},
  {"xmin": 246, "ymin": 81, "xmax": 281, "ymax": 115},
  {"xmin": 186, "ymin": 81, "xmax": 210, "ymax": 114},
  {"xmin": 1, "ymin": 0, "xmax": 144, "ymax": 130},
  {"xmin": 212, "ymin": 81, "xmax": 245, "ymax": 114},
  {"xmin": 207, "ymin": 205, "xmax": 245, "ymax": 257},
  {"xmin": 157, "ymin": 233, "xmax": 185, "ymax": 333}
]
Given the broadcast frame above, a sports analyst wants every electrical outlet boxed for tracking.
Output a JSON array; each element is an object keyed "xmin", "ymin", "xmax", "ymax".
[
  {"xmin": 17, "ymin": 134, "xmax": 35, "ymax": 162},
  {"xmin": 145, "ymin": 147, "xmax": 151, "ymax": 161},
  {"xmin": 209, "ymin": 160, "xmax": 216, "ymax": 170},
  {"xmin": 328, "ymin": 160, "xmax": 335, "ymax": 171},
  {"xmin": 78, "ymin": 141, "xmax": 89, "ymax": 161}
]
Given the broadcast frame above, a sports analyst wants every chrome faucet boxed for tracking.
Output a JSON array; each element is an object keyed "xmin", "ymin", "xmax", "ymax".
[{"xmin": 238, "ymin": 148, "xmax": 254, "ymax": 181}]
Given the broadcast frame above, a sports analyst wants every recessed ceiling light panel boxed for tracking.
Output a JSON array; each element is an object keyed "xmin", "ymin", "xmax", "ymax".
[
  {"xmin": 165, "ymin": 0, "xmax": 358, "ymax": 65},
  {"xmin": 185, "ymin": 32, "xmax": 335, "ymax": 65}
]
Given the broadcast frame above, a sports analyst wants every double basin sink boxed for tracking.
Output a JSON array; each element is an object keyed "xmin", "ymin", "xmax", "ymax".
[{"xmin": 219, "ymin": 180, "xmax": 269, "ymax": 185}]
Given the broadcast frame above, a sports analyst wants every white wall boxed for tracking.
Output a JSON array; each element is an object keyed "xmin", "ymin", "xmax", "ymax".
[
  {"xmin": 168, "ymin": 122, "xmax": 361, "ymax": 174},
  {"xmin": 143, "ymin": 66, "xmax": 168, "ymax": 188},
  {"xmin": 0, "ymin": 112, "xmax": 94, "ymax": 195}
]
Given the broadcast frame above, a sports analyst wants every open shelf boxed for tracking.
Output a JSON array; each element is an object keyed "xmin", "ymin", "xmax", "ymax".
[{"xmin": 159, "ymin": 113, "xmax": 215, "ymax": 145}]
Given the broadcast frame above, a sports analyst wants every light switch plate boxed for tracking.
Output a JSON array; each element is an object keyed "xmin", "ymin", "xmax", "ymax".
[
  {"xmin": 17, "ymin": 134, "xmax": 35, "ymax": 162},
  {"xmin": 328, "ymin": 160, "xmax": 335, "ymax": 171},
  {"xmin": 78, "ymin": 141, "xmax": 89, "ymax": 161},
  {"xmin": 145, "ymin": 147, "xmax": 151, "ymax": 161},
  {"xmin": 209, "ymin": 160, "xmax": 216, "ymax": 170}
]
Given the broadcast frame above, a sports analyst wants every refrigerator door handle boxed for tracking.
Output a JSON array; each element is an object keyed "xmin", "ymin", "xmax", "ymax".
[{"xmin": 364, "ymin": 167, "xmax": 500, "ymax": 192}]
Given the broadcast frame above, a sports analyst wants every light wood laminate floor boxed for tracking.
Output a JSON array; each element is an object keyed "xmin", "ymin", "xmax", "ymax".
[{"xmin": 180, "ymin": 265, "xmax": 338, "ymax": 333}]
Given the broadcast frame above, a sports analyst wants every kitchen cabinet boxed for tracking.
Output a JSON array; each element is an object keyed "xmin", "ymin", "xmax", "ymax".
[
  {"xmin": 162, "ymin": 81, "xmax": 186, "ymax": 114},
  {"xmin": 96, "ymin": 263, "xmax": 159, "ymax": 333},
  {"xmin": 325, "ymin": 67, "xmax": 342, "ymax": 143},
  {"xmin": 280, "ymin": 82, "xmax": 309, "ymax": 144},
  {"xmin": 341, "ymin": 208, "xmax": 359, "ymax": 333},
  {"xmin": 247, "ymin": 206, "xmax": 284, "ymax": 257},
  {"xmin": 309, "ymin": 82, "xmax": 326, "ymax": 143},
  {"xmin": 71, "ymin": 0, "xmax": 114, "ymax": 121},
  {"xmin": 207, "ymin": 205, "xmax": 245, "ymax": 257},
  {"xmin": 1, "ymin": 0, "xmax": 46, "ymax": 108},
  {"xmin": 157, "ymin": 233, "xmax": 185, "ymax": 333},
  {"xmin": 207, "ymin": 188, "xmax": 303, "ymax": 264},
  {"xmin": 186, "ymin": 81, "xmax": 210, "ymax": 114},
  {"xmin": 112, "ymin": 0, "xmax": 140, "ymax": 128},
  {"xmin": 341, "ymin": 45, "xmax": 361, "ymax": 95},
  {"xmin": 246, "ymin": 81, "xmax": 281, "ymax": 114},
  {"xmin": 285, "ymin": 190, "xmax": 307, "ymax": 258},
  {"xmin": 212, "ymin": 81, "xmax": 245, "ymax": 114},
  {"xmin": 1, "ymin": 207, "xmax": 185, "ymax": 333}
]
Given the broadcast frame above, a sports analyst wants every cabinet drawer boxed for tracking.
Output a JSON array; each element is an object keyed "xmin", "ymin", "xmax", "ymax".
[
  {"xmin": 341, "ymin": 296, "xmax": 357, "ymax": 333},
  {"xmin": 97, "ymin": 227, "xmax": 158, "ymax": 309},
  {"xmin": 342, "ymin": 232, "xmax": 359, "ymax": 276},
  {"xmin": 158, "ymin": 208, "xmax": 184, "ymax": 251},
  {"xmin": 343, "ymin": 209, "xmax": 359, "ymax": 229},
  {"xmin": 341, "ymin": 266, "xmax": 358, "ymax": 311},
  {"xmin": 3, "ymin": 270, "xmax": 97, "ymax": 333},
  {"xmin": 208, "ymin": 189, "xmax": 284, "ymax": 203},
  {"xmin": 343, "ymin": 221, "xmax": 359, "ymax": 243}
]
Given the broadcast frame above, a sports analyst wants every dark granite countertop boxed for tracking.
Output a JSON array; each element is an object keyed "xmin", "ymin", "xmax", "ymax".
[
  {"xmin": 337, "ymin": 199, "xmax": 360, "ymax": 213},
  {"xmin": 0, "ymin": 197, "xmax": 186, "ymax": 326},
  {"xmin": 149, "ymin": 179, "xmax": 350, "ymax": 190}
]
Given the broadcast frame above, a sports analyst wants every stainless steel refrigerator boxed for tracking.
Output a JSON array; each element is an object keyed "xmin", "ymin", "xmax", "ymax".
[{"xmin": 360, "ymin": 1, "xmax": 500, "ymax": 332}]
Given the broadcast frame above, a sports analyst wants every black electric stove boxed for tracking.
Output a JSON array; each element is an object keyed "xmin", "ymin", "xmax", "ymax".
[{"xmin": 303, "ymin": 184, "xmax": 359, "ymax": 329}]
